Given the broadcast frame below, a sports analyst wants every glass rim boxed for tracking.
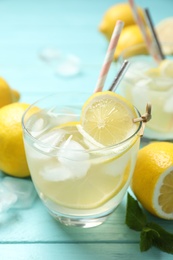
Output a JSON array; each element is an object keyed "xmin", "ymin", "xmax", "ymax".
[
  {"xmin": 22, "ymin": 92, "xmax": 143, "ymax": 153},
  {"xmin": 118, "ymin": 42, "xmax": 172, "ymax": 57}
]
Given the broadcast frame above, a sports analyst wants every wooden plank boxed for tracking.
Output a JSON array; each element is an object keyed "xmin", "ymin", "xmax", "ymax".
[
  {"xmin": 0, "ymin": 243, "xmax": 172, "ymax": 260},
  {"xmin": 0, "ymin": 196, "xmax": 172, "ymax": 244}
]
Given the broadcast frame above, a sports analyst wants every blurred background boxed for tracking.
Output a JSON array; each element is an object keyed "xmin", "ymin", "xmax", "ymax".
[{"xmin": 0, "ymin": 0, "xmax": 173, "ymax": 103}]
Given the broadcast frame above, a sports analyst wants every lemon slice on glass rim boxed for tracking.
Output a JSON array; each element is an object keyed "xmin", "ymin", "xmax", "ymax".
[
  {"xmin": 80, "ymin": 91, "xmax": 140, "ymax": 147},
  {"xmin": 54, "ymin": 91, "xmax": 141, "ymax": 164}
]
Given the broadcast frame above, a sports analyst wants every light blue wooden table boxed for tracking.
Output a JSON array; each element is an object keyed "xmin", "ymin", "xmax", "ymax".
[{"xmin": 0, "ymin": 0, "xmax": 173, "ymax": 259}]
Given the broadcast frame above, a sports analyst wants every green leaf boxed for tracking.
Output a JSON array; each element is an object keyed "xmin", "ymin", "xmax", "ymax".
[
  {"xmin": 146, "ymin": 222, "xmax": 173, "ymax": 254},
  {"xmin": 126, "ymin": 193, "xmax": 147, "ymax": 231},
  {"xmin": 125, "ymin": 193, "xmax": 173, "ymax": 255},
  {"xmin": 140, "ymin": 228, "xmax": 153, "ymax": 252}
]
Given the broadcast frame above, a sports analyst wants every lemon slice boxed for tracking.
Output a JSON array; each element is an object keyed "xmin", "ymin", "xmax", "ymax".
[
  {"xmin": 145, "ymin": 67, "xmax": 160, "ymax": 77},
  {"xmin": 81, "ymin": 91, "xmax": 139, "ymax": 146},
  {"xmin": 40, "ymin": 119, "xmax": 137, "ymax": 209},
  {"xmin": 53, "ymin": 121, "xmax": 104, "ymax": 150},
  {"xmin": 48, "ymin": 161, "xmax": 130, "ymax": 209},
  {"xmin": 131, "ymin": 142, "xmax": 173, "ymax": 219},
  {"xmin": 159, "ymin": 59, "xmax": 173, "ymax": 78}
]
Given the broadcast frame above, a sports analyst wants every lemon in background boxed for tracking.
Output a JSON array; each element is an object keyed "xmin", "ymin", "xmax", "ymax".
[
  {"xmin": 99, "ymin": 3, "xmax": 144, "ymax": 40},
  {"xmin": 0, "ymin": 102, "xmax": 30, "ymax": 177},
  {"xmin": 98, "ymin": 2, "xmax": 146, "ymax": 59},
  {"xmin": 114, "ymin": 24, "xmax": 147, "ymax": 59},
  {"xmin": 131, "ymin": 142, "xmax": 173, "ymax": 220},
  {"xmin": 0, "ymin": 77, "xmax": 20, "ymax": 108}
]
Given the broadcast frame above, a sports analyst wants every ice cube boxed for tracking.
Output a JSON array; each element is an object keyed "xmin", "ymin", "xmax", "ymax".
[
  {"xmin": 40, "ymin": 162, "xmax": 72, "ymax": 181},
  {"xmin": 1, "ymin": 177, "xmax": 37, "ymax": 209},
  {"xmin": 26, "ymin": 112, "xmax": 50, "ymax": 137},
  {"xmin": 130, "ymin": 60, "xmax": 153, "ymax": 72},
  {"xmin": 0, "ymin": 186, "xmax": 17, "ymax": 213},
  {"xmin": 39, "ymin": 48, "xmax": 61, "ymax": 62},
  {"xmin": 152, "ymin": 77, "xmax": 173, "ymax": 91},
  {"xmin": 124, "ymin": 61, "xmax": 151, "ymax": 83},
  {"xmin": 24, "ymin": 141, "xmax": 50, "ymax": 161},
  {"xmin": 55, "ymin": 54, "xmax": 81, "ymax": 77},
  {"xmin": 34, "ymin": 128, "xmax": 66, "ymax": 153},
  {"xmin": 164, "ymin": 96, "xmax": 173, "ymax": 113},
  {"xmin": 135, "ymin": 78, "xmax": 152, "ymax": 88},
  {"xmin": 102, "ymin": 152, "xmax": 129, "ymax": 177},
  {"xmin": 131, "ymin": 79, "xmax": 150, "ymax": 111},
  {"xmin": 58, "ymin": 139, "xmax": 90, "ymax": 178}
]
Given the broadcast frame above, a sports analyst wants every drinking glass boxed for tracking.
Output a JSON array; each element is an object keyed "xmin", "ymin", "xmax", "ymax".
[
  {"xmin": 118, "ymin": 43, "xmax": 173, "ymax": 140},
  {"xmin": 22, "ymin": 92, "xmax": 142, "ymax": 228}
]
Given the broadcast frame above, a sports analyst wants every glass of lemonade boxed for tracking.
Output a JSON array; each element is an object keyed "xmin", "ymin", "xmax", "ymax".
[
  {"xmin": 22, "ymin": 91, "xmax": 142, "ymax": 228},
  {"xmin": 118, "ymin": 43, "xmax": 173, "ymax": 140}
]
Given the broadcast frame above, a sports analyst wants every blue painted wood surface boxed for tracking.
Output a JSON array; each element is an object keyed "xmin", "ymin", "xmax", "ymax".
[{"xmin": 0, "ymin": 0, "xmax": 173, "ymax": 259}]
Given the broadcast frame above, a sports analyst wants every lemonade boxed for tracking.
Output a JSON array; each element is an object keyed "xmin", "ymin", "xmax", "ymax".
[
  {"xmin": 118, "ymin": 43, "xmax": 173, "ymax": 140},
  {"xmin": 22, "ymin": 92, "xmax": 142, "ymax": 227}
]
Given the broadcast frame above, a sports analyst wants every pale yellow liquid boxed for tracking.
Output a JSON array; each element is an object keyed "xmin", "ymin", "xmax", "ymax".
[
  {"xmin": 119, "ymin": 57, "xmax": 173, "ymax": 135},
  {"xmin": 24, "ymin": 116, "xmax": 140, "ymax": 216}
]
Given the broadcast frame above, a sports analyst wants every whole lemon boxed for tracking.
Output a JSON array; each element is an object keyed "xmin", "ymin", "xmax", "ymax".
[
  {"xmin": 0, "ymin": 77, "xmax": 20, "ymax": 108},
  {"xmin": 0, "ymin": 102, "xmax": 30, "ymax": 177},
  {"xmin": 131, "ymin": 142, "xmax": 173, "ymax": 220},
  {"xmin": 114, "ymin": 24, "xmax": 147, "ymax": 59},
  {"xmin": 99, "ymin": 2, "xmax": 144, "ymax": 40}
]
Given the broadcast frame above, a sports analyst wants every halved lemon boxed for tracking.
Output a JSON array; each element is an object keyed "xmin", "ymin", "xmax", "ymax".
[
  {"xmin": 131, "ymin": 142, "xmax": 173, "ymax": 219},
  {"xmin": 81, "ymin": 91, "xmax": 139, "ymax": 146}
]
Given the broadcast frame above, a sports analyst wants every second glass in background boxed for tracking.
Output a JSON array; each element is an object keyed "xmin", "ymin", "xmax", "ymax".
[{"xmin": 118, "ymin": 43, "xmax": 173, "ymax": 140}]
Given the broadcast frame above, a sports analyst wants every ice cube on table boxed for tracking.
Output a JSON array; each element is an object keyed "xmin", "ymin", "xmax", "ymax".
[
  {"xmin": 39, "ymin": 47, "xmax": 61, "ymax": 62},
  {"xmin": 55, "ymin": 54, "xmax": 81, "ymax": 77},
  {"xmin": 0, "ymin": 186, "xmax": 17, "ymax": 213},
  {"xmin": 39, "ymin": 48, "xmax": 81, "ymax": 77},
  {"xmin": 1, "ymin": 177, "xmax": 37, "ymax": 209}
]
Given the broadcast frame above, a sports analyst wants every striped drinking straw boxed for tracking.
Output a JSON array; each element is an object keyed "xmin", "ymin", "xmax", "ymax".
[
  {"xmin": 128, "ymin": 0, "xmax": 162, "ymax": 63},
  {"xmin": 94, "ymin": 20, "xmax": 124, "ymax": 93}
]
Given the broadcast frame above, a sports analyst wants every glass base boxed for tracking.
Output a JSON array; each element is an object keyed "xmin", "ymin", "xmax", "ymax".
[{"xmin": 49, "ymin": 210, "xmax": 112, "ymax": 228}]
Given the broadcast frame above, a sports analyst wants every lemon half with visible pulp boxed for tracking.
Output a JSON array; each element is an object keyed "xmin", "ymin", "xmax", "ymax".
[{"xmin": 131, "ymin": 142, "xmax": 173, "ymax": 219}]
